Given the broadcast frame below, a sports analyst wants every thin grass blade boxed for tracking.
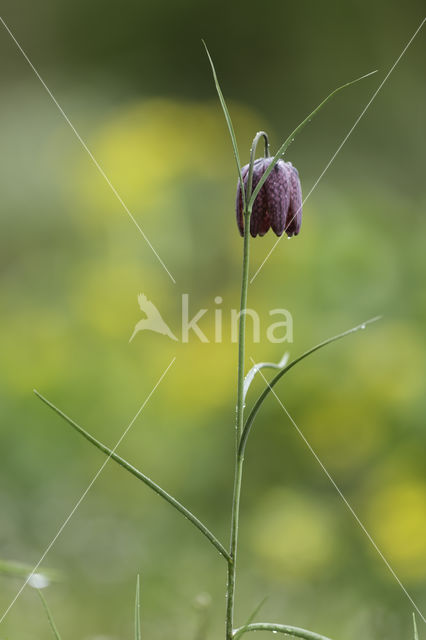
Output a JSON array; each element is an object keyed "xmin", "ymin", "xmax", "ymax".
[
  {"xmin": 239, "ymin": 317, "xmax": 381, "ymax": 458},
  {"xmin": 37, "ymin": 589, "xmax": 62, "ymax": 640},
  {"xmin": 249, "ymin": 70, "xmax": 377, "ymax": 209},
  {"xmin": 233, "ymin": 596, "xmax": 268, "ymax": 640},
  {"xmin": 34, "ymin": 390, "xmax": 230, "ymax": 562},
  {"xmin": 0, "ymin": 559, "xmax": 59, "ymax": 584},
  {"xmin": 202, "ymin": 40, "xmax": 246, "ymax": 211},
  {"xmin": 413, "ymin": 613, "xmax": 419, "ymax": 640},
  {"xmin": 135, "ymin": 574, "xmax": 141, "ymax": 640}
]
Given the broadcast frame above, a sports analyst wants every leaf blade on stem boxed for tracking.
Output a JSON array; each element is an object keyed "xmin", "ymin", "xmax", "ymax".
[
  {"xmin": 233, "ymin": 621, "xmax": 334, "ymax": 640},
  {"xmin": 34, "ymin": 390, "xmax": 231, "ymax": 562},
  {"xmin": 249, "ymin": 70, "xmax": 377, "ymax": 210},
  {"xmin": 239, "ymin": 317, "xmax": 381, "ymax": 458},
  {"xmin": 203, "ymin": 40, "xmax": 247, "ymax": 212}
]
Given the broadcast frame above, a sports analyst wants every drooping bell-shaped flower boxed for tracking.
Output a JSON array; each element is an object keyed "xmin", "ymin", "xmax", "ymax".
[{"xmin": 236, "ymin": 158, "xmax": 302, "ymax": 238}]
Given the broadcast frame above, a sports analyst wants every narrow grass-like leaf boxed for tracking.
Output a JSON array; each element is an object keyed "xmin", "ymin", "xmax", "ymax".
[
  {"xmin": 239, "ymin": 317, "xmax": 381, "ymax": 458},
  {"xmin": 37, "ymin": 589, "xmax": 62, "ymax": 640},
  {"xmin": 413, "ymin": 613, "xmax": 419, "ymax": 640},
  {"xmin": 249, "ymin": 70, "xmax": 377, "ymax": 210},
  {"xmin": 34, "ymin": 390, "xmax": 231, "ymax": 563},
  {"xmin": 233, "ymin": 597, "xmax": 268, "ymax": 640},
  {"xmin": 135, "ymin": 574, "xmax": 141, "ymax": 640},
  {"xmin": 203, "ymin": 40, "xmax": 246, "ymax": 211},
  {"xmin": 0, "ymin": 559, "xmax": 59, "ymax": 583},
  {"xmin": 243, "ymin": 354, "xmax": 289, "ymax": 403},
  {"xmin": 233, "ymin": 622, "xmax": 334, "ymax": 640}
]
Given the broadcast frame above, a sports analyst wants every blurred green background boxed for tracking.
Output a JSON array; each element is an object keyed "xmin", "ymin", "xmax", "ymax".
[{"xmin": 0, "ymin": 0, "xmax": 425, "ymax": 638}]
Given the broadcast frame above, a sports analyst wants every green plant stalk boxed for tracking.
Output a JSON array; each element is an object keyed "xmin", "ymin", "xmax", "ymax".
[
  {"xmin": 135, "ymin": 574, "xmax": 141, "ymax": 640},
  {"xmin": 413, "ymin": 613, "xmax": 419, "ymax": 640},
  {"xmin": 226, "ymin": 131, "xmax": 267, "ymax": 640},
  {"xmin": 37, "ymin": 589, "xmax": 62, "ymax": 640},
  {"xmin": 226, "ymin": 204, "xmax": 250, "ymax": 640}
]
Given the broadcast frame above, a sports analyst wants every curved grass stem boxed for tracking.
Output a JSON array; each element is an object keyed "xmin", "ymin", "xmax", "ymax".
[
  {"xmin": 233, "ymin": 622, "xmax": 335, "ymax": 640},
  {"xmin": 239, "ymin": 317, "xmax": 381, "ymax": 459}
]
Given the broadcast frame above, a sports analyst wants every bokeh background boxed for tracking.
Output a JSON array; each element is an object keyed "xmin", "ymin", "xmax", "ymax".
[{"xmin": 0, "ymin": 1, "xmax": 425, "ymax": 638}]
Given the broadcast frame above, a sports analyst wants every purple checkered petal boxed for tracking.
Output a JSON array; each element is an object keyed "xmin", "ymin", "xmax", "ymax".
[
  {"xmin": 286, "ymin": 164, "xmax": 302, "ymax": 237},
  {"xmin": 235, "ymin": 155, "xmax": 302, "ymax": 239},
  {"xmin": 257, "ymin": 210, "xmax": 271, "ymax": 236},
  {"xmin": 250, "ymin": 159, "xmax": 269, "ymax": 237},
  {"xmin": 265, "ymin": 159, "xmax": 291, "ymax": 237}
]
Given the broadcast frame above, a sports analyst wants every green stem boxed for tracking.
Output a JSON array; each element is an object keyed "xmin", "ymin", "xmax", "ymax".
[
  {"xmin": 246, "ymin": 131, "xmax": 270, "ymax": 201},
  {"xmin": 233, "ymin": 622, "xmax": 335, "ymax": 640},
  {"xmin": 226, "ymin": 206, "xmax": 250, "ymax": 640},
  {"xmin": 226, "ymin": 131, "xmax": 266, "ymax": 640},
  {"xmin": 226, "ymin": 455, "xmax": 244, "ymax": 640},
  {"xmin": 135, "ymin": 574, "xmax": 141, "ymax": 640},
  {"xmin": 37, "ymin": 590, "xmax": 62, "ymax": 640}
]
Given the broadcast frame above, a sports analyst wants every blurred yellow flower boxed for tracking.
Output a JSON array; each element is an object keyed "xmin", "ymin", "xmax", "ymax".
[
  {"xmin": 249, "ymin": 487, "xmax": 337, "ymax": 580},
  {"xmin": 74, "ymin": 98, "xmax": 263, "ymax": 224},
  {"xmin": 366, "ymin": 480, "xmax": 426, "ymax": 582},
  {"xmin": 303, "ymin": 397, "xmax": 384, "ymax": 472}
]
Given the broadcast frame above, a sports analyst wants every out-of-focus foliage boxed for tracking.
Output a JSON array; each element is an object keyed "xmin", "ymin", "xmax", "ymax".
[{"xmin": 0, "ymin": 0, "xmax": 425, "ymax": 638}]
